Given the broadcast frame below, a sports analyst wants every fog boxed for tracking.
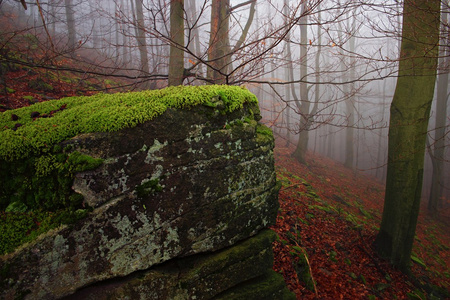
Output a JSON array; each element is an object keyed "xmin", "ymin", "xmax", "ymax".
[{"xmin": 1, "ymin": 0, "xmax": 449, "ymax": 208}]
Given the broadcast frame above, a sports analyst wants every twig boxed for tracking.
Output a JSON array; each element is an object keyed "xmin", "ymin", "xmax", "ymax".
[{"xmin": 35, "ymin": 0, "xmax": 55, "ymax": 52}]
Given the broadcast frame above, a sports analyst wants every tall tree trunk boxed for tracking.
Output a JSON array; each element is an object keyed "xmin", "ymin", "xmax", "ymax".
[
  {"xmin": 64, "ymin": 0, "xmax": 76, "ymax": 50},
  {"xmin": 186, "ymin": 0, "xmax": 203, "ymax": 78},
  {"xmin": 428, "ymin": 2, "xmax": 449, "ymax": 216},
  {"xmin": 49, "ymin": 0, "xmax": 56, "ymax": 34},
  {"xmin": 207, "ymin": 0, "xmax": 230, "ymax": 84},
  {"xmin": 376, "ymin": 79, "xmax": 388, "ymax": 181},
  {"xmin": 228, "ymin": 0, "xmax": 256, "ymax": 73},
  {"xmin": 374, "ymin": 0, "xmax": 440, "ymax": 272},
  {"xmin": 344, "ymin": 30, "xmax": 356, "ymax": 169},
  {"xmin": 207, "ymin": 0, "xmax": 255, "ymax": 84},
  {"xmin": 292, "ymin": 2, "xmax": 309, "ymax": 163},
  {"xmin": 17, "ymin": 1, "xmax": 26, "ymax": 21},
  {"xmin": 283, "ymin": 0, "xmax": 291, "ymax": 147},
  {"xmin": 313, "ymin": 6, "xmax": 322, "ymax": 154},
  {"xmin": 133, "ymin": 0, "xmax": 151, "ymax": 89},
  {"xmin": 90, "ymin": 2, "xmax": 99, "ymax": 49},
  {"xmin": 168, "ymin": 0, "xmax": 185, "ymax": 86}
]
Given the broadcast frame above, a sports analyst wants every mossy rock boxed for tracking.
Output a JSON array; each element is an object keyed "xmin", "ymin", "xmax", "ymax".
[
  {"xmin": 215, "ymin": 270, "xmax": 296, "ymax": 300},
  {"xmin": 0, "ymin": 85, "xmax": 260, "ymax": 254},
  {"xmin": 0, "ymin": 85, "xmax": 258, "ymax": 161}
]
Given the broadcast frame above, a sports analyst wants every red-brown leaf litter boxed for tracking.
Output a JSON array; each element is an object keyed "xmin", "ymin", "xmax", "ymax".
[{"xmin": 272, "ymin": 140, "xmax": 450, "ymax": 299}]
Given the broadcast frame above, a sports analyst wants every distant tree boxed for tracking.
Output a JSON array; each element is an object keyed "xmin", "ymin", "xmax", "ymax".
[
  {"xmin": 343, "ymin": 17, "xmax": 356, "ymax": 169},
  {"xmin": 207, "ymin": 0, "xmax": 229, "ymax": 84},
  {"xmin": 207, "ymin": 0, "xmax": 256, "ymax": 84},
  {"xmin": 132, "ymin": 0, "xmax": 151, "ymax": 88},
  {"xmin": 185, "ymin": 0, "xmax": 204, "ymax": 80},
  {"xmin": 374, "ymin": 0, "xmax": 440, "ymax": 272},
  {"xmin": 292, "ymin": 0, "xmax": 311, "ymax": 163},
  {"xmin": 64, "ymin": 0, "xmax": 76, "ymax": 50},
  {"xmin": 168, "ymin": 0, "xmax": 185, "ymax": 86},
  {"xmin": 428, "ymin": 0, "xmax": 449, "ymax": 216}
]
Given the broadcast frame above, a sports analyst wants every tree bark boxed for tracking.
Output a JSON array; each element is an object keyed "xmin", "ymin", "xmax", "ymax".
[
  {"xmin": 207, "ymin": 0, "xmax": 230, "ymax": 84},
  {"xmin": 133, "ymin": 0, "xmax": 151, "ymax": 89},
  {"xmin": 168, "ymin": 0, "xmax": 185, "ymax": 86},
  {"xmin": 186, "ymin": 0, "xmax": 203, "ymax": 78},
  {"xmin": 283, "ymin": 0, "xmax": 292, "ymax": 147},
  {"xmin": 428, "ymin": 2, "xmax": 449, "ymax": 216},
  {"xmin": 374, "ymin": 0, "xmax": 440, "ymax": 272},
  {"xmin": 292, "ymin": 1, "xmax": 309, "ymax": 163},
  {"xmin": 64, "ymin": 0, "xmax": 76, "ymax": 50},
  {"xmin": 344, "ymin": 22, "xmax": 356, "ymax": 169}
]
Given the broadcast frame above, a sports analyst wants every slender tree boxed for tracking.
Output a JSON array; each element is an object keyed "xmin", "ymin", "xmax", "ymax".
[
  {"xmin": 133, "ymin": 0, "xmax": 150, "ymax": 88},
  {"xmin": 374, "ymin": 0, "xmax": 440, "ymax": 272},
  {"xmin": 292, "ymin": 1, "xmax": 310, "ymax": 163},
  {"xmin": 207, "ymin": 0, "xmax": 230, "ymax": 84},
  {"xmin": 207, "ymin": 0, "xmax": 256, "ymax": 84},
  {"xmin": 428, "ymin": 0, "xmax": 449, "ymax": 216},
  {"xmin": 64, "ymin": 0, "xmax": 76, "ymax": 50},
  {"xmin": 283, "ymin": 0, "xmax": 292, "ymax": 147},
  {"xmin": 168, "ymin": 0, "xmax": 185, "ymax": 86},
  {"xmin": 343, "ymin": 18, "xmax": 356, "ymax": 169}
]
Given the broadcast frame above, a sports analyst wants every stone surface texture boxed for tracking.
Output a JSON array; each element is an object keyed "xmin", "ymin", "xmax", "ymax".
[{"xmin": 0, "ymin": 99, "xmax": 294, "ymax": 299}]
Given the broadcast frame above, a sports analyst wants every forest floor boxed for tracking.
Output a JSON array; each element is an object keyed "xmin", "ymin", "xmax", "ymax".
[{"xmin": 271, "ymin": 141, "xmax": 450, "ymax": 299}]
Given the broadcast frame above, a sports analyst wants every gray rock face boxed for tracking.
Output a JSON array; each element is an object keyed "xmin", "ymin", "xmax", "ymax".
[{"xmin": 0, "ymin": 102, "xmax": 293, "ymax": 299}]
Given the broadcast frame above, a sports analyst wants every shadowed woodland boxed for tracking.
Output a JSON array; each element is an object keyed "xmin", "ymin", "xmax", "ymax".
[{"xmin": 0, "ymin": 0, "xmax": 449, "ymax": 298}]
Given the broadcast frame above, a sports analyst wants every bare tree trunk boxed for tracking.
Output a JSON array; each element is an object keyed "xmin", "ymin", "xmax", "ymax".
[
  {"xmin": 115, "ymin": 2, "xmax": 121, "ymax": 64},
  {"xmin": 208, "ymin": 0, "xmax": 230, "ymax": 84},
  {"xmin": 89, "ymin": 2, "xmax": 99, "ymax": 49},
  {"xmin": 376, "ymin": 79, "xmax": 388, "ymax": 181},
  {"xmin": 133, "ymin": 0, "xmax": 151, "ymax": 89},
  {"xmin": 64, "ymin": 0, "xmax": 76, "ymax": 50},
  {"xmin": 428, "ymin": 2, "xmax": 449, "ymax": 216},
  {"xmin": 312, "ymin": 7, "xmax": 322, "ymax": 155},
  {"xmin": 344, "ymin": 21, "xmax": 356, "ymax": 169},
  {"xmin": 168, "ymin": 0, "xmax": 185, "ymax": 86},
  {"xmin": 292, "ymin": 2, "xmax": 309, "ymax": 163},
  {"xmin": 375, "ymin": 0, "xmax": 440, "ymax": 272},
  {"xmin": 186, "ymin": 0, "xmax": 203, "ymax": 79},
  {"xmin": 283, "ymin": 0, "xmax": 291, "ymax": 147}
]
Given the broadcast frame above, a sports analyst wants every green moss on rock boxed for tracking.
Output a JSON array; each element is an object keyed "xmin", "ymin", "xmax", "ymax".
[
  {"xmin": 215, "ymin": 270, "xmax": 296, "ymax": 300},
  {"xmin": 0, "ymin": 85, "xmax": 260, "ymax": 255},
  {"xmin": 135, "ymin": 179, "xmax": 163, "ymax": 198},
  {"xmin": 0, "ymin": 85, "xmax": 257, "ymax": 161},
  {"xmin": 0, "ymin": 150, "xmax": 103, "ymax": 212}
]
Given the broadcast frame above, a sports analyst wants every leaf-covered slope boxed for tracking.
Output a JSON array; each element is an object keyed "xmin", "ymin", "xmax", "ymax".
[{"xmin": 272, "ymin": 143, "xmax": 450, "ymax": 299}]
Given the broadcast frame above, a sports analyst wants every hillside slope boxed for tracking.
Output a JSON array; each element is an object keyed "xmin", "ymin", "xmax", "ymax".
[{"xmin": 272, "ymin": 142, "xmax": 450, "ymax": 299}]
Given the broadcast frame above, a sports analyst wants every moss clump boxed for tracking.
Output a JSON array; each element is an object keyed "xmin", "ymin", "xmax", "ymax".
[
  {"xmin": 0, "ymin": 150, "xmax": 102, "ymax": 212},
  {"xmin": 215, "ymin": 270, "xmax": 296, "ymax": 300},
  {"xmin": 255, "ymin": 123, "xmax": 274, "ymax": 145},
  {"xmin": 0, "ymin": 209, "xmax": 89, "ymax": 255},
  {"xmin": 0, "ymin": 147, "xmax": 101, "ymax": 254},
  {"xmin": 135, "ymin": 179, "xmax": 163, "ymax": 198},
  {"xmin": 28, "ymin": 78, "xmax": 54, "ymax": 92},
  {"xmin": 0, "ymin": 85, "xmax": 257, "ymax": 161}
]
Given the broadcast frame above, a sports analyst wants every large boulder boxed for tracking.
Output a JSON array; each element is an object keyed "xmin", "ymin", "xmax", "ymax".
[{"xmin": 0, "ymin": 86, "xmax": 294, "ymax": 299}]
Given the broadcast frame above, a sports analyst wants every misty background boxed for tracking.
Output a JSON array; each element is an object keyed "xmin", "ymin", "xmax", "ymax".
[{"xmin": 0, "ymin": 0, "xmax": 449, "ymax": 208}]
